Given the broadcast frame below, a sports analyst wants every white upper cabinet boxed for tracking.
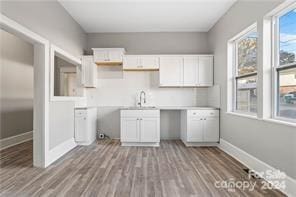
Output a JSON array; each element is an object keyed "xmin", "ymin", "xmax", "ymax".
[
  {"xmin": 123, "ymin": 55, "xmax": 140, "ymax": 70},
  {"xmin": 159, "ymin": 56, "xmax": 183, "ymax": 87},
  {"xmin": 123, "ymin": 55, "xmax": 159, "ymax": 70},
  {"xmin": 140, "ymin": 56, "xmax": 159, "ymax": 70},
  {"xmin": 92, "ymin": 48, "xmax": 125, "ymax": 64},
  {"xmin": 108, "ymin": 50, "xmax": 123, "ymax": 62},
  {"xmin": 81, "ymin": 56, "xmax": 97, "ymax": 88},
  {"xmin": 198, "ymin": 56, "xmax": 213, "ymax": 86},
  {"xmin": 159, "ymin": 55, "xmax": 213, "ymax": 87},
  {"xmin": 183, "ymin": 56, "xmax": 198, "ymax": 86}
]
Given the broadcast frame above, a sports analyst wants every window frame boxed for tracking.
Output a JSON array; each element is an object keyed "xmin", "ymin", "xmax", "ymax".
[
  {"xmin": 272, "ymin": 3, "xmax": 296, "ymax": 123},
  {"xmin": 232, "ymin": 25, "xmax": 258, "ymax": 116}
]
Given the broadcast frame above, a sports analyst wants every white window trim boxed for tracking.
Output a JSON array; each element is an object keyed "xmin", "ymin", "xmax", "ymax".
[
  {"xmin": 227, "ymin": 23, "xmax": 258, "ymax": 117},
  {"xmin": 271, "ymin": 2, "xmax": 296, "ymax": 123}
]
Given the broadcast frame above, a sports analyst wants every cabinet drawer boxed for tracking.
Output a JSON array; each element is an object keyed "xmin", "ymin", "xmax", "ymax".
[
  {"xmin": 187, "ymin": 110, "xmax": 219, "ymax": 117},
  {"xmin": 75, "ymin": 109, "xmax": 87, "ymax": 117},
  {"xmin": 121, "ymin": 110, "xmax": 160, "ymax": 118}
]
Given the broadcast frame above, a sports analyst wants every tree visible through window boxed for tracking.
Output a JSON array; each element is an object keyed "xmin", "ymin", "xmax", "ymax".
[
  {"xmin": 235, "ymin": 29, "xmax": 258, "ymax": 114},
  {"xmin": 276, "ymin": 7, "xmax": 296, "ymax": 120}
]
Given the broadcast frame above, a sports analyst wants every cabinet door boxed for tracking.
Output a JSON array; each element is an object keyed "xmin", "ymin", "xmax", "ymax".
[
  {"xmin": 94, "ymin": 51, "xmax": 108, "ymax": 62},
  {"xmin": 187, "ymin": 118, "xmax": 204, "ymax": 142},
  {"xmin": 123, "ymin": 56, "xmax": 140, "ymax": 70},
  {"xmin": 140, "ymin": 117, "xmax": 160, "ymax": 142},
  {"xmin": 183, "ymin": 56, "xmax": 198, "ymax": 86},
  {"xmin": 198, "ymin": 56, "xmax": 213, "ymax": 86},
  {"xmin": 121, "ymin": 118, "xmax": 139, "ymax": 142},
  {"xmin": 75, "ymin": 116, "xmax": 87, "ymax": 142},
  {"xmin": 82, "ymin": 56, "xmax": 97, "ymax": 88},
  {"xmin": 203, "ymin": 117, "xmax": 219, "ymax": 142},
  {"xmin": 108, "ymin": 51, "xmax": 122, "ymax": 62},
  {"xmin": 159, "ymin": 56, "xmax": 183, "ymax": 86},
  {"xmin": 140, "ymin": 56, "xmax": 159, "ymax": 70}
]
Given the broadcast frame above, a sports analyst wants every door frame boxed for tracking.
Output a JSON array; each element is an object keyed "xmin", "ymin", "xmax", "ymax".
[{"xmin": 0, "ymin": 14, "xmax": 50, "ymax": 168}]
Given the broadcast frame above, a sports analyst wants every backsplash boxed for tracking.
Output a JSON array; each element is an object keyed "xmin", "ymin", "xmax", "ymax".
[{"xmin": 85, "ymin": 67, "xmax": 209, "ymax": 107}]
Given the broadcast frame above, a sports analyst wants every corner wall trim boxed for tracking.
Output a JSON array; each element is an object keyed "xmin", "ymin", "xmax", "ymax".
[
  {"xmin": 0, "ymin": 131, "xmax": 33, "ymax": 150},
  {"xmin": 218, "ymin": 138, "xmax": 296, "ymax": 197},
  {"xmin": 45, "ymin": 138, "xmax": 77, "ymax": 167}
]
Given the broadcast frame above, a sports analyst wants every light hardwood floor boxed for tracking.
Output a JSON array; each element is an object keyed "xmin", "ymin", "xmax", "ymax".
[{"xmin": 0, "ymin": 140, "xmax": 285, "ymax": 197}]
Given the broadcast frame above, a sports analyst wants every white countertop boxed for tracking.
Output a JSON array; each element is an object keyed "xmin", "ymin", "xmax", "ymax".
[
  {"xmin": 75, "ymin": 106, "xmax": 97, "ymax": 109},
  {"xmin": 75, "ymin": 106, "xmax": 219, "ymax": 110},
  {"xmin": 120, "ymin": 106, "xmax": 219, "ymax": 110}
]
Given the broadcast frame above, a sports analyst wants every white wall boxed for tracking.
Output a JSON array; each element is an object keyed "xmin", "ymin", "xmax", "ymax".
[
  {"xmin": 0, "ymin": 29, "xmax": 34, "ymax": 139},
  {"xmin": 208, "ymin": 0, "xmax": 296, "ymax": 179},
  {"xmin": 49, "ymin": 101, "xmax": 75, "ymax": 149}
]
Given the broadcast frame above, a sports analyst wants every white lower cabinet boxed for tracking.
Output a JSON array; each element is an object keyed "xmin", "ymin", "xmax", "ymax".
[
  {"xmin": 121, "ymin": 117, "xmax": 139, "ymax": 142},
  {"xmin": 181, "ymin": 109, "xmax": 219, "ymax": 146},
  {"xmin": 120, "ymin": 110, "xmax": 160, "ymax": 146},
  {"xmin": 187, "ymin": 118, "xmax": 203, "ymax": 142}
]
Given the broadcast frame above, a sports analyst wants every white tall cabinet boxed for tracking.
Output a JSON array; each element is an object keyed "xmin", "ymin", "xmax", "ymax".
[{"xmin": 120, "ymin": 109, "xmax": 160, "ymax": 146}]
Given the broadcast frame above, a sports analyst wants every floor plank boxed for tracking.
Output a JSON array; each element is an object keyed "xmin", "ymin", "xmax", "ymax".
[{"xmin": 0, "ymin": 140, "xmax": 285, "ymax": 197}]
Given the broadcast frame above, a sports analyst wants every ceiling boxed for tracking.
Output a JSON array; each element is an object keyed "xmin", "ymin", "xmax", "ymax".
[{"xmin": 59, "ymin": 0, "xmax": 236, "ymax": 33}]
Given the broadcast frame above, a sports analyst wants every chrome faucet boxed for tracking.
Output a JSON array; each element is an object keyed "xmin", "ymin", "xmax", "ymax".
[{"xmin": 138, "ymin": 91, "xmax": 146, "ymax": 107}]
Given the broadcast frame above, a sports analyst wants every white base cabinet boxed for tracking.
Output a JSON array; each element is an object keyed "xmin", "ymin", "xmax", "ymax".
[
  {"xmin": 75, "ymin": 108, "xmax": 97, "ymax": 145},
  {"xmin": 120, "ymin": 110, "xmax": 160, "ymax": 146},
  {"xmin": 181, "ymin": 109, "xmax": 219, "ymax": 146}
]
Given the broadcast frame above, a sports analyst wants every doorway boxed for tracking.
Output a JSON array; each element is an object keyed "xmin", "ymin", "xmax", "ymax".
[{"xmin": 0, "ymin": 14, "xmax": 49, "ymax": 167}]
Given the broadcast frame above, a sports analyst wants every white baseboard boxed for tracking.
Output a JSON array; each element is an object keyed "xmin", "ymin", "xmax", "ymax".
[
  {"xmin": 218, "ymin": 138, "xmax": 296, "ymax": 197},
  {"xmin": 181, "ymin": 139, "xmax": 219, "ymax": 147},
  {"xmin": 121, "ymin": 142, "xmax": 159, "ymax": 147},
  {"xmin": 0, "ymin": 131, "xmax": 33, "ymax": 150},
  {"xmin": 46, "ymin": 138, "xmax": 77, "ymax": 167}
]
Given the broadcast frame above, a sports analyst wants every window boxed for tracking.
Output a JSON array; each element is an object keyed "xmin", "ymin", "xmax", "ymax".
[
  {"xmin": 273, "ymin": 5, "xmax": 296, "ymax": 122},
  {"xmin": 233, "ymin": 26, "xmax": 258, "ymax": 114}
]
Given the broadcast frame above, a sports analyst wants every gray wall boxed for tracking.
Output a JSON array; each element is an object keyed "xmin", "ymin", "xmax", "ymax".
[
  {"xmin": 208, "ymin": 0, "xmax": 296, "ymax": 179},
  {"xmin": 0, "ymin": 0, "xmax": 86, "ymax": 57},
  {"xmin": 87, "ymin": 32, "xmax": 209, "ymax": 54},
  {"xmin": 0, "ymin": 29, "xmax": 34, "ymax": 139}
]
